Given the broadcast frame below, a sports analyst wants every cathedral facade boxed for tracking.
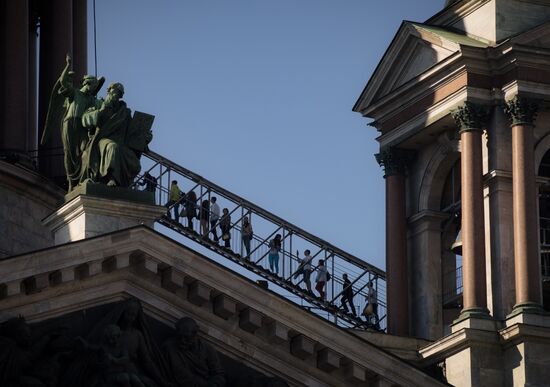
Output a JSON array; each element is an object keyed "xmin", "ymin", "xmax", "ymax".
[{"xmin": 3, "ymin": 0, "xmax": 550, "ymax": 386}]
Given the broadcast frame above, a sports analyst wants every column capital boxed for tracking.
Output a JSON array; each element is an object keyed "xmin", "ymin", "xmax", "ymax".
[
  {"xmin": 504, "ymin": 96, "xmax": 540, "ymax": 126},
  {"xmin": 375, "ymin": 147, "xmax": 414, "ymax": 177},
  {"xmin": 451, "ymin": 101, "xmax": 489, "ymax": 133}
]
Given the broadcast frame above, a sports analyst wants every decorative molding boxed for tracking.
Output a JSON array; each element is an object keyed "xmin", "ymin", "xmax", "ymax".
[
  {"xmin": 0, "ymin": 226, "xmax": 446, "ymax": 387},
  {"xmin": 426, "ymin": 0, "xmax": 491, "ymax": 27},
  {"xmin": 408, "ymin": 210, "xmax": 449, "ymax": 226},
  {"xmin": 518, "ymin": 0, "xmax": 550, "ymax": 6},
  {"xmin": 451, "ymin": 101, "xmax": 489, "ymax": 132},
  {"xmin": 504, "ymin": 96, "xmax": 540, "ymax": 126},
  {"xmin": 375, "ymin": 147, "xmax": 415, "ymax": 177}
]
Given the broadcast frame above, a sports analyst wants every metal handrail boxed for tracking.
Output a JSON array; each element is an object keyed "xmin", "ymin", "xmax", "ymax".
[
  {"xmin": 16, "ymin": 146, "xmax": 386, "ymax": 330},
  {"xmin": 145, "ymin": 150, "xmax": 386, "ymax": 277},
  {"xmin": 139, "ymin": 149, "xmax": 387, "ymax": 330}
]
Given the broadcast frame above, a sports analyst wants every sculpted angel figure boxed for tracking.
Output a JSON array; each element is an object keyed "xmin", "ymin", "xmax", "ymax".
[{"xmin": 41, "ymin": 54, "xmax": 104, "ymax": 191}]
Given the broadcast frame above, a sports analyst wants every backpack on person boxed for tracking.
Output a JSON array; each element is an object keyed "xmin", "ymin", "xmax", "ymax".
[
  {"xmin": 326, "ymin": 272, "xmax": 331, "ymax": 282},
  {"xmin": 362, "ymin": 303, "xmax": 374, "ymax": 316}
]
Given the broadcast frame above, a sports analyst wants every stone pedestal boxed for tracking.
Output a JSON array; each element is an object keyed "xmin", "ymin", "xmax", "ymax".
[
  {"xmin": 43, "ymin": 194, "xmax": 166, "ymax": 245},
  {"xmin": 421, "ymin": 313, "xmax": 550, "ymax": 387},
  {"xmin": 502, "ymin": 312, "xmax": 550, "ymax": 387},
  {"xmin": 420, "ymin": 316, "xmax": 502, "ymax": 387}
]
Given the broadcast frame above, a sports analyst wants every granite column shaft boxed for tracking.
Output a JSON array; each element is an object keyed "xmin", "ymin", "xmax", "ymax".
[
  {"xmin": 506, "ymin": 97, "xmax": 542, "ymax": 310},
  {"xmin": 452, "ymin": 102, "xmax": 489, "ymax": 317},
  {"xmin": 377, "ymin": 149, "xmax": 410, "ymax": 336}
]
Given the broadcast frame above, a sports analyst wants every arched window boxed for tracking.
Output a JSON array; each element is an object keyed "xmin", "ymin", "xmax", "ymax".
[{"xmin": 538, "ymin": 150, "xmax": 550, "ymax": 310}]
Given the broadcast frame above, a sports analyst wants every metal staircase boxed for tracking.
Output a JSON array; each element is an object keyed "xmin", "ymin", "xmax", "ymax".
[{"xmin": 136, "ymin": 150, "xmax": 387, "ymax": 330}]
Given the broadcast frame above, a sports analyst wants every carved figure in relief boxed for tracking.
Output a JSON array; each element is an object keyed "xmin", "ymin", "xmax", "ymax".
[{"xmin": 163, "ymin": 317, "xmax": 225, "ymax": 387}]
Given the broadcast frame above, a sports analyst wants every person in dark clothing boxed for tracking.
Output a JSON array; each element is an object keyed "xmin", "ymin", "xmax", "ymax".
[
  {"xmin": 184, "ymin": 191, "xmax": 197, "ymax": 231},
  {"xmin": 200, "ymin": 200, "xmax": 210, "ymax": 238},
  {"xmin": 268, "ymin": 234, "xmax": 282, "ymax": 274},
  {"xmin": 139, "ymin": 172, "xmax": 157, "ymax": 193},
  {"xmin": 241, "ymin": 216, "xmax": 253, "ymax": 259},
  {"xmin": 340, "ymin": 273, "xmax": 357, "ymax": 316},
  {"xmin": 219, "ymin": 208, "xmax": 231, "ymax": 249}
]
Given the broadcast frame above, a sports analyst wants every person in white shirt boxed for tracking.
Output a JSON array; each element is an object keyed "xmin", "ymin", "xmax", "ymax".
[
  {"xmin": 315, "ymin": 259, "xmax": 328, "ymax": 300},
  {"xmin": 293, "ymin": 249, "xmax": 313, "ymax": 293},
  {"xmin": 209, "ymin": 197, "xmax": 220, "ymax": 242},
  {"xmin": 365, "ymin": 281, "xmax": 379, "ymax": 327}
]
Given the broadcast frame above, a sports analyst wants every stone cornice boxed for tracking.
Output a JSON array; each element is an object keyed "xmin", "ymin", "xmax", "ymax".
[
  {"xmin": 504, "ymin": 96, "xmax": 540, "ymax": 126},
  {"xmin": 425, "ymin": 0, "xmax": 491, "ymax": 27},
  {"xmin": 484, "ymin": 170, "xmax": 513, "ymax": 195},
  {"xmin": 353, "ymin": 21, "xmax": 464, "ymax": 117},
  {"xmin": 500, "ymin": 323, "xmax": 550, "ymax": 348},
  {"xmin": 362, "ymin": 55, "xmax": 465, "ymax": 123},
  {"xmin": 408, "ymin": 210, "xmax": 449, "ymax": 224},
  {"xmin": 419, "ymin": 326, "xmax": 500, "ymax": 365},
  {"xmin": 361, "ymin": 40, "xmax": 550, "ymax": 148},
  {"xmin": 0, "ymin": 226, "xmax": 447, "ymax": 387},
  {"xmin": 42, "ymin": 195, "xmax": 166, "ymax": 232}
]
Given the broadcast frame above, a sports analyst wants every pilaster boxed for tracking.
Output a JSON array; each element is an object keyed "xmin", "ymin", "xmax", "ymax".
[{"xmin": 408, "ymin": 210, "xmax": 448, "ymax": 340}]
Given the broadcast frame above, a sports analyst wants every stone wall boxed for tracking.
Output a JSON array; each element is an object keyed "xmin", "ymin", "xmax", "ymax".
[{"xmin": 0, "ymin": 160, "xmax": 63, "ymax": 257}]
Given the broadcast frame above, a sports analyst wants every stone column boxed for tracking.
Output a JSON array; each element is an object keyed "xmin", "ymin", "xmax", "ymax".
[
  {"xmin": 38, "ymin": 0, "xmax": 73, "ymax": 181},
  {"xmin": 376, "ymin": 148, "xmax": 411, "ymax": 336},
  {"xmin": 1, "ymin": 0, "xmax": 30, "ymax": 154},
  {"xmin": 72, "ymin": 0, "xmax": 87, "ymax": 81},
  {"xmin": 451, "ymin": 102, "xmax": 490, "ymax": 318},
  {"xmin": 504, "ymin": 96, "xmax": 543, "ymax": 313}
]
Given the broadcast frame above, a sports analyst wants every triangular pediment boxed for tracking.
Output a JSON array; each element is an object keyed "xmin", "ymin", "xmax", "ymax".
[
  {"xmin": 0, "ymin": 226, "xmax": 446, "ymax": 387},
  {"xmin": 389, "ymin": 39, "xmax": 454, "ymax": 92},
  {"xmin": 353, "ymin": 21, "xmax": 488, "ymax": 116}
]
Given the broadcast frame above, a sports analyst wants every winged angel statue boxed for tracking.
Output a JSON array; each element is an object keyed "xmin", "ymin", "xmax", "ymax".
[{"xmin": 42, "ymin": 54, "xmax": 154, "ymax": 191}]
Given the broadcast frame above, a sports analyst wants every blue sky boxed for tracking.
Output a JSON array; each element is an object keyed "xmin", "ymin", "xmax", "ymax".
[{"xmin": 88, "ymin": 0, "xmax": 444, "ymax": 270}]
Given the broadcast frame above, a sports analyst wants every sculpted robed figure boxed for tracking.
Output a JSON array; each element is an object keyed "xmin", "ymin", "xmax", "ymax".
[
  {"xmin": 79, "ymin": 82, "xmax": 151, "ymax": 187},
  {"xmin": 43, "ymin": 55, "xmax": 154, "ymax": 194}
]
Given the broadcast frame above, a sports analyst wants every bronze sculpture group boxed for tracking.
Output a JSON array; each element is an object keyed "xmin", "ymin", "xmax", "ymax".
[{"xmin": 41, "ymin": 55, "xmax": 153, "ymax": 192}]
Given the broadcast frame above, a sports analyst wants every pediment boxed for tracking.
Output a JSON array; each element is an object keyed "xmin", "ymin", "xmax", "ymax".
[
  {"xmin": 388, "ymin": 39, "xmax": 455, "ymax": 93},
  {"xmin": 353, "ymin": 21, "xmax": 488, "ymax": 116},
  {"xmin": 0, "ymin": 227, "xmax": 446, "ymax": 387}
]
